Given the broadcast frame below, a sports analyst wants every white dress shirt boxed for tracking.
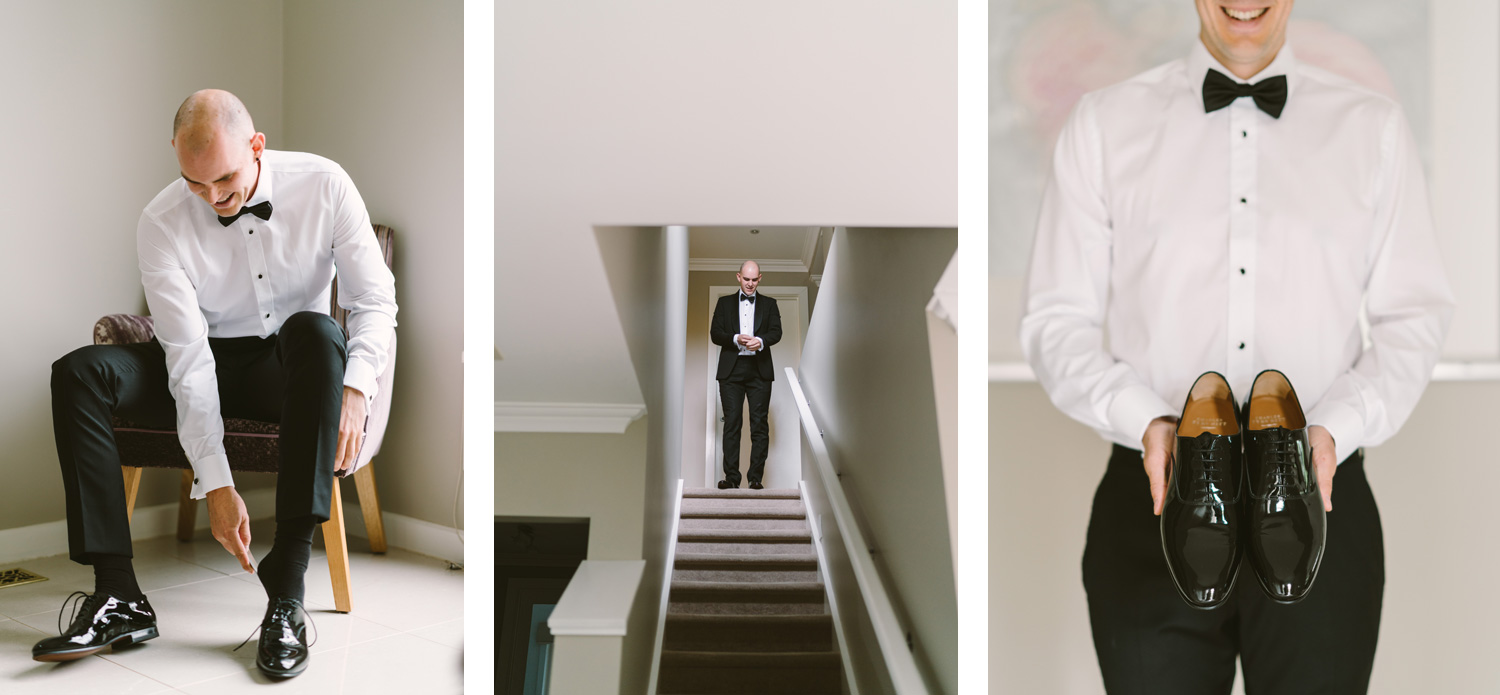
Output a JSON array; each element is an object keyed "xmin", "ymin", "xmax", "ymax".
[
  {"xmin": 736, "ymin": 293, "xmax": 758, "ymax": 355},
  {"xmin": 138, "ymin": 149, "xmax": 399, "ymax": 498},
  {"xmin": 1020, "ymin": 42, "xmax": 1455, "ymax": 462}
]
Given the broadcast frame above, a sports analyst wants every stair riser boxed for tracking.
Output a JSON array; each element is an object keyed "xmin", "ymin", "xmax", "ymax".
[
  {"xmin": 663, "ymin": 621, "xmax": 833, "ymax": 652},
  {"xmin": 682, "ymin": 500, "xmax": 807, "ymax": 516},
  {"xmin": 680, "ymin": 518, "xmax": 809, "ymax": 532},
  {"xmin": 658, "ymin": 665, "xmax": 841, "ymax": 695}
]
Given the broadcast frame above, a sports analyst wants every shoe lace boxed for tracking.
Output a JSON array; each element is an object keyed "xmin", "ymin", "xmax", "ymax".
[
  {"xmin": 1193, "ymin": 437, "xmax": 1225, "ymax": 487},
  {"xmin": 57, "ymin": 591, "xmax": 106, "ymax": 635},
  {"xmin": 1265, "ymin": 434, "xmax": 1301, "ymax": 495},
  {"xmin": 233, "ymin": 600, "xmax": 318, "ymax": 653}
]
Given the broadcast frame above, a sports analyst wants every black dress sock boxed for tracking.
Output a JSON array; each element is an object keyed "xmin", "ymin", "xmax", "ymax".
[
  {"xmin": 90, "ymin": 553, "xmax": 143, "ymax": 600},
  {"xmin": 257, "ymin": 516, "xmax": 318, "ymax": 602}
]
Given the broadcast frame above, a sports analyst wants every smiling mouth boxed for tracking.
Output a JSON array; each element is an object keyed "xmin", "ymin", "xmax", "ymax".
[
  {"xmin": 1223, "ymin": 6, "xmax": 1269, "ymax": 21},
  {"xmin": 214, "ymin": 193, "xmax": 234, "ymax": 208}
]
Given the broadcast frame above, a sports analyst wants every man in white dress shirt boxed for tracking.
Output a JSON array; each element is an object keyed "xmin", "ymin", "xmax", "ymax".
[
  {"xmin": 36, "ymin": 90, "xmax": 397, "ymax": 679},
  {"xmin": 1021, "ymin": 2, "xmax": 1453, "ymax": 692},
  {"xmin": 710, "ymin": 260, "xmax": 783, "ymax": 490}
]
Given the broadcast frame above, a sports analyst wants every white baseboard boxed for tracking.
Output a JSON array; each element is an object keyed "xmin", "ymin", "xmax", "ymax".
[
  {"xmin": 803, "ymin": 480, "xmax": 860, "ymax": 695},
  {"xmin": 0, "ymin": 488, "xmax": 462, "ymax": 567},
  {"xmin": 646, "ymin": 479, "xmax": 684, "ymax": 695}
]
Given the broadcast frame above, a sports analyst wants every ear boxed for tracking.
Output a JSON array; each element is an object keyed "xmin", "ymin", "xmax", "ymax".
[{"xmin": 249, "ymin": 131, "xmax": 266, "ymax": 159}]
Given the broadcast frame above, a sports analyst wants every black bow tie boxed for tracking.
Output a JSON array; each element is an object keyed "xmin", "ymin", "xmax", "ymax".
[
  {"xmin": 1202, "ymin": 70, "xmax": 1287, "ymax": 119},
  {"xmin": 740, "ymin": 293, "xmax": 756, "ymax": 303},
  {"xmin": 217, "ymin": 200, "xmax": 274, "ymax": 227}
]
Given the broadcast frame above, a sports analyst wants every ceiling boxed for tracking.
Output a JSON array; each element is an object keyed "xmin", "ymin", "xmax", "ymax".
[{"xmin": 688, "ymin": 226, "xmax": 821, "ymax": 273}]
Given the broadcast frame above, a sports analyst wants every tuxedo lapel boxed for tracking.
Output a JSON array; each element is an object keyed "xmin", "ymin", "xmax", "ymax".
[{"xmin": 753, "ymin": 294, "xmax": 766, "ymax": 333}]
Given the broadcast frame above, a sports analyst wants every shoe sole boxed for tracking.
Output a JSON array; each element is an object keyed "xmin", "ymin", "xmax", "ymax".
[
  {"xmin": 258, "ymin": 659, "xmax": 309, "ymax": 679},
  {"xmin": 33, "ymin": 627, "xmax": 160, "ymax": 662}
]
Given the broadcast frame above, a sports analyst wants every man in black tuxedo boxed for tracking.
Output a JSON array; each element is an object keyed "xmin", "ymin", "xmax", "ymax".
[{"xmin": 710, "ymin": 260, "xmax": 782, "ymax": 490}]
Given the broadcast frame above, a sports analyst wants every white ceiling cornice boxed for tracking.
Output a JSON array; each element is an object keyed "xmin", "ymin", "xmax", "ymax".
[{"xmin": 688, "ymin": 258, "xmax": 808, "ymax": 274}]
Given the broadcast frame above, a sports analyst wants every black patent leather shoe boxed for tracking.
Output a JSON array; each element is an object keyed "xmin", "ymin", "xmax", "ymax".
[
  {"xmin": 1161, "ymin": 372, "xmax": 1245, "ymax": 609},
  {"xmin": 254, "ymin": 597, "xmax": 313, "ymax": 679},
  {"xmin": 749, "ymin": 481, "xmax": 764, "ymax": 490},
  {"xmin": 717, "ymin": 480, "xmax": 734, "ymax": 490},
  {"xmin": 1243, "ymin": 369, "xmax": 1326, "ymax": 604},
  {"xmin": 32, "ymin": 592, "xmax": 158, "ymax": 662}
]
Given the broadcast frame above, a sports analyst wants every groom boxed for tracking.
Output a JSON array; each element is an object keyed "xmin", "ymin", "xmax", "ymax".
[
  {"xmin": 709, "ymin": 260, "xmax": 782, "ymax": 490},
  {"xmin": 36, "ymin": 89, "xmax": 397, "ymax": 679}
]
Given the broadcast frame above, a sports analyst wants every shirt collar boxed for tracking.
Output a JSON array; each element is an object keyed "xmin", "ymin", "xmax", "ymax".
[
  {"xmin": 1186, "ymin": 39, "xmax": 1298, "ymax": 100},
  {"xmin": 243, "ymin": 150, "xmax": 274, "ymax": 208}
]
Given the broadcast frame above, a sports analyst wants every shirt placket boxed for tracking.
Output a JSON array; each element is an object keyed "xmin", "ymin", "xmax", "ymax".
[
  {"xmin": 1225, "ymin": 98, "xmax": 1259, "ymax": 391},
  {"xmin": 242, "ymin": 222, "xmax": 275, "ymax": 334},
  {"xmin": 740, "ymin": 300, "xmax": 754, "ymax": 355}
]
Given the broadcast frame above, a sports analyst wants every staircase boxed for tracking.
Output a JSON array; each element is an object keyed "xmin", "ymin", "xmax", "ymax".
[{"xmin": 656, "ymin": 487, "xmax": 843, "ymax": 695}]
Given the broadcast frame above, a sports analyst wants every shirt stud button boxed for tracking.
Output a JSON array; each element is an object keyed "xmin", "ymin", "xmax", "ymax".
[
  {"xmin": 1239, "ymin": 342, "xmax": 1246, "ymax": 349},
  {"xmin": 1242, "ymin": 130, "xmax": 1247, "ymax": 137},
  {"xmin": 258, "ymin": 274, "xmax": 263, "ymax": 279},
  {"xmin": 1239, "ymin": 197, "xmax": 1247, "ymax": 204},
  {"xmin": 265, "ymin": 313, "xmax": 270, "ymax": 318},
  {"xmin": 249, "ymin": 230, "xmax": 254, "ymax": 234},
  {"xmin": 193, "ymin": 478, "xmax": 198, "ymax": 484},
  {"xmin": 1239, "ymin": 268, "xmax": 1246, "ymax": 275}
]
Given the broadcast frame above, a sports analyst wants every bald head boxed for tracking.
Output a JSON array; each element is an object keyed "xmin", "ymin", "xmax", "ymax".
[
  {"xmin": 171, "ymin": 89, "xmax": 265, "ymax": 217},
  {"xmin": 172, "ymin": 89, "xmax": 255, "ymax": 151},
  {"xmin": 736, "ymin": 260, "xmax": 762, "ymax": 296}
]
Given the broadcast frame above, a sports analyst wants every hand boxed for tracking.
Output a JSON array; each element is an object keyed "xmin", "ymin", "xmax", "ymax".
[
  {"xmin": 746, "ymin": 337, "xmax": 763, "ymax": 351},
  {"xmin": 1142, "ymin": 416, "xmax": 1178, "ymax": 516},
  {"xmin": 736, "ymin": 334, "xmax": 751, "ymax": 347},
  {"xmin": 1308, "ymin": 425, "xmax": 1337, "ymax": 512},
  {"xmin": 336, "ymin": 386, "xmax": 368, "ymax": 474},
  {"xmin": 206, "ymin": 486, "xmax": 254, "ymax": 573}
]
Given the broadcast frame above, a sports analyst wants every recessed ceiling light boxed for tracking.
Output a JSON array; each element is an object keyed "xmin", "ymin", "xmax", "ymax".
[{"xmin": 750, "ymin": 228, "xmax": 760, "ymax": 234}]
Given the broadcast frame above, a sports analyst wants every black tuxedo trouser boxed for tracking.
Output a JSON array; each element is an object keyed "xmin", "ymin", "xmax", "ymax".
[
  {"xmin": 718, "ymin": 358, "xmax": 770, "ymax": 486},
  {"xmin": 1083, "ymin": 444, "xmax": 1383, "ymax": 695},
  {"xmin": 51, "ymin": 311, "xmax": 347, "ymax": 564}
]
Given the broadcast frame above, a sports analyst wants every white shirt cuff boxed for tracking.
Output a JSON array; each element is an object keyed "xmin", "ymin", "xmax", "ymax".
[
  {"xmin": 344, "ymin": 357, "xmax": 379, "ymax": 403},
  {"xmin": 190, "ymin": 453, "xmax": 234, "ymax": 499},
  {"xmin": 1306, "ymin": 399, "xmax": 1363, "ymax": 465},
  {"xmin": 1107, "ymin": 384, "xmax": 1178, "ymax": 446}
]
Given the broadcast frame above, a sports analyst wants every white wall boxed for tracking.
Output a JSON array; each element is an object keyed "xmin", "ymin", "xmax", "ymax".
[
  {"xmin": 799, "ymin": 228, "xmax": 959, "ymax": 694},
  {"xmin": 0, "ymin": 0, "xmax": 462, "ymax": 542},
  {"xmin": 990, "ymin": 381, "xmax": 1500, "ymax": 695},
  {"xmin": 0, "ymin": 1, "xmax": 285, "ymax": 530},
  {"xmin": 495, "ymin": 0, "xmax": 957, "ymax": 411},
  {"xmin": 496, "ymin": 423, "xmax": 648, "ymax": 561},
  {"xmin": 682, "ymin": 269, "xmax": 817, "ymax": 489},
  {"xmin": 282, "ymin": 0, "xmax": 465, "ymax": 528}
]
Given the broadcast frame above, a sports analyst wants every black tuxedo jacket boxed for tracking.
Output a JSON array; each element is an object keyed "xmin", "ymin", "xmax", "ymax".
[{"xmin": 710, "ymin": 292, "xmax": 783, "ymax": 381}]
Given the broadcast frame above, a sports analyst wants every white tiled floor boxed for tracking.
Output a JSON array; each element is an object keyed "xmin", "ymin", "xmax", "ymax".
[{"xmin": 0, "ymin": 521, "xmax": 464, "ymax": 694}]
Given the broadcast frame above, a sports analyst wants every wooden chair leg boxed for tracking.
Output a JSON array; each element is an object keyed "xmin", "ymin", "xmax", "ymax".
[
  {"xmin": 322, "ymin": 482, "xmax": 353, "ymax": 613},
  {"xmin": 353, "ymin": 463, "xmax": 387, "ymax": 553},
  {"xmin": 176, "ymin": 469, "xmax": 197, "ymax": 542},
  {"xmin": 121, "ymin": 467, "xmax": 143, "ymax": 523}
]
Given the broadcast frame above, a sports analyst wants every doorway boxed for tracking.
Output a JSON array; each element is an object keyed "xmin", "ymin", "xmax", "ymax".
[{"xmin": 703, "ymin": 285, "xmax": 808, "ymax": 490}]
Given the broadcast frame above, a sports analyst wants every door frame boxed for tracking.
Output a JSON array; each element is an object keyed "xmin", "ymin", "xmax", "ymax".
[{"xmin": 703, "ymin": 285, "xmax": 810, "ymax": 488}]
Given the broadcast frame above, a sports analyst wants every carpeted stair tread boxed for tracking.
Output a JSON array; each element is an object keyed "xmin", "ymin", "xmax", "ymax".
[
  {"xmin": 677, "ymin": 541, "xmax": 813, "ymax": 555},
  {"xmin": 669, "ymin": 600, "xmax": 826, "ymax": 616},
  {"xmin": 673, "ymin": 568, "xmax": 821, "ymax": 583},
  {"xmin": 680, "ymin": 518, "xmax": 809, "ymax": 532},
  {"xmin": 663, "ymin": 614, "xmax": 833, "ymax": 652},
  {"xmin": 675, "ymin": 552, "xmax": 817, "ymax": 570},
  {"xmin": 681, "ymin": 498, "xmax": 806, "ymax": 519},
  {"xmin": 677, "ymin": 526, "xmax": 812, "ymax": 542},
  {"xmin": 670, "ymin": 580, "xmax": 825, "ymax": 603},
  {"xmin": 684, "ymin": 487, "xmax": 801, "ymax": 500}
]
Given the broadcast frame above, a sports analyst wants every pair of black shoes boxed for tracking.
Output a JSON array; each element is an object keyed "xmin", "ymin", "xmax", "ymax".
[
  {"xmin": 1160, "ymin": 370, "xmax": 1327, "ymax": 609},
  {"xmin": 32, "ymin": 592, "xmax": 312, "ymax": 679},
  {"xmin": 718, "ymin": 479, "xmax": 764, "ymax": 490}
]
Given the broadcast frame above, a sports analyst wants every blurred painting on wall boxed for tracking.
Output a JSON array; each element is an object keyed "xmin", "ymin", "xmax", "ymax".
[{"xmin": 990, "ymin": 0, "xmax": 1429, "ymax": 361}]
